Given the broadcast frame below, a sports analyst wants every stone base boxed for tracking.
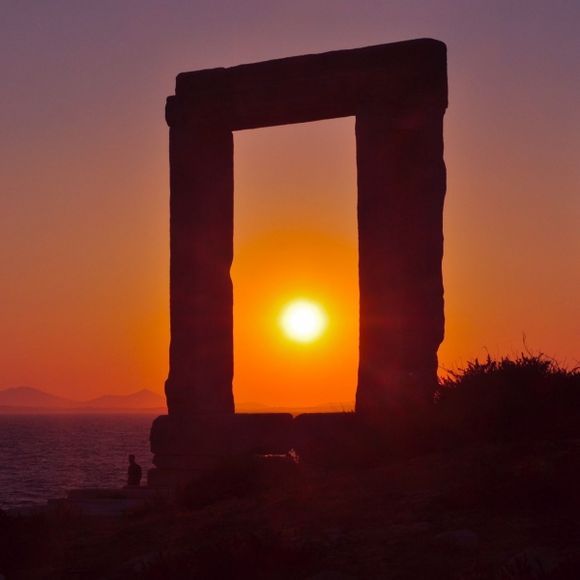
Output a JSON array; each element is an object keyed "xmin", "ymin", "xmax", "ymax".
[
  {"xmin": 51, "ymin": 487, "xmax": 167, "ymax": 517},
  {"xmin": 147, "ymin": 467, "xmax": 209, "ymax": 488},
  {"xmin": 149, "ymin": 413, "xmax": 294, "ymax": 487},
  {"xmin": 147, "ymin": 411, "xmax": 390, "ymax": 486},
  {"xmin": 294, "ymin": 412, "xmax": 391, "ymax": 466}
]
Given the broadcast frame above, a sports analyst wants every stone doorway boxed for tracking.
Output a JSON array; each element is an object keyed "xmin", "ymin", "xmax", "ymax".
[{"xmin": 149, "ymin": 38, "xmax": 448, "ymax": 485}]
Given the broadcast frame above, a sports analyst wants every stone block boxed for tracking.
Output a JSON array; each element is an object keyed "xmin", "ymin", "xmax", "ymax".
[{"xmin": 151, "ymin": 413, "xmax": 292, "ymax": 455}]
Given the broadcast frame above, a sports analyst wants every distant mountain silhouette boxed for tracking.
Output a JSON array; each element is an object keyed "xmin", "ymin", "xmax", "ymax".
[
  {"xmin": 84, "ymin": 389, "xmax": 164, "ymax": 409},
  {"xmin": 0, "ymin": 386, "xmax": 77, "ymax": 408},
  {"xmin": 0, "ymin": 386, "xmax": 351, "ymax": 415},
  {"xmin": 0, "ymin": 386, "xmax": 165, "ymax": 413}
]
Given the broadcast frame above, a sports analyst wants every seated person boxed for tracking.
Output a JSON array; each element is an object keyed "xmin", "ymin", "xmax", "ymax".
[{"xmin": 127, "ymin": 454, "xmax": 142, "ymax": 487}]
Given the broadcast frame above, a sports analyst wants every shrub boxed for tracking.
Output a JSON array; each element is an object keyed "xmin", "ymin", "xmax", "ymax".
[{"xmin": 434, "ymin": 354, "xmax": 580, "ymax": 444}]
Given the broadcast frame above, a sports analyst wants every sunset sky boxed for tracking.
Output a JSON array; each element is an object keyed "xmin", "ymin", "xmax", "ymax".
[{"xmin": 1, "ymin": 1, "xmax": 578, "ymax": 407}]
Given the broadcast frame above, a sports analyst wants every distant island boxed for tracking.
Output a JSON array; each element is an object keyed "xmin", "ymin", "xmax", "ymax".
[
  {"xmin": 0, "ymin": 386, "xmax": 352, "ymax": 415},
  {"xmin": 0, "ymin": 386, "xmax": 166, "ymax": 414}
]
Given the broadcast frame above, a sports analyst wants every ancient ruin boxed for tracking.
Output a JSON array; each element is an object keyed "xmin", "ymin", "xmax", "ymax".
[{"xmin": 150, "ymin": 38, "xmax": 448, "ymax": 485}]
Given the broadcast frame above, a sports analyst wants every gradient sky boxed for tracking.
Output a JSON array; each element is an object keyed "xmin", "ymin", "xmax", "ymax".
[{"xmin": 1, "ymin": 1, "xmax": 578, "ymax": 406}]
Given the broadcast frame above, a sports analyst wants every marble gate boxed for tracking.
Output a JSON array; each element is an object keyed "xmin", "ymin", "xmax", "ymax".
[{"xmin": 149, "ymin": 38, "xmax": 448, "ymax": 485}]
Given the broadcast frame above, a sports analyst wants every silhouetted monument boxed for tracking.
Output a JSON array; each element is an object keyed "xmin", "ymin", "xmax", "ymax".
[{"xmin": 150, "ymin": 38, "xmax": 447, "ymax": 485}]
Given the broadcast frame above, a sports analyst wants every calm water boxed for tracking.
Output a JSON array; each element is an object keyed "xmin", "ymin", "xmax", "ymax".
[{"xmin": 0, "ymin": 415, "xmax": 155, "ymax": 509}]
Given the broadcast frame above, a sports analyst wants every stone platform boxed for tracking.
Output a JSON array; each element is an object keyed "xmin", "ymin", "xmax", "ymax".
[
  {"xmin": 48, "ymin": 487, "xmax": 165, "ymax": 517},
  {"xmin": 149, "ymin": 413, "xmax": 294, "ymax": 486},
  {"xmin": 148, "ymin": 412, "xmax": 364, "ymax": 487}
]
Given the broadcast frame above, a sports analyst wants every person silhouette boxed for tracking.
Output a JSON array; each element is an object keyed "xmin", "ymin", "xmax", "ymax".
[{"xmin": 127, "ymin": 454, "xmax": 142, "ymax": 487}]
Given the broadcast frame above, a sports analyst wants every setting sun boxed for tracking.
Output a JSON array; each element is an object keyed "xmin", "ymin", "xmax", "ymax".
[{"xmin": 279, "ymin": 299, "xmax": 328, "ymax": 343}]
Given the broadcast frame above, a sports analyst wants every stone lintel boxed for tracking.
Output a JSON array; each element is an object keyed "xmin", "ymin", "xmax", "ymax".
[{"xmin": 166, "ymin": 38, "xmax": 447, "ymax": 130}]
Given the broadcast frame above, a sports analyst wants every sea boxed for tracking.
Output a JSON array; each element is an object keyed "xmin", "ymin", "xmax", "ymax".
[{"xmin": 0, "ymin": 414, "xmax": 155, "ymax": 510}]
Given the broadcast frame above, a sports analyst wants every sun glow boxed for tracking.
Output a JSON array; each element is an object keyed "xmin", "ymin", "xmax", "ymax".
[{"xmin": 280, "ymin": 299, "xmax": 328, "ymax": 343}]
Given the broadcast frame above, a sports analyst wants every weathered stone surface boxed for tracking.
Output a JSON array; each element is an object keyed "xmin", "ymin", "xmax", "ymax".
[
  {"xmin": 355, "ymin": 105, "xmax": 446, "ymax": 417},
  {"xmin": 165, "ymin": 124, "xmax": 234, "ymax": 417},
  {"xmin": 150, "ymin": 414, "xmax": 293, "ymax": 461},
  {"xmin": 293, "ymin": 413, "xmax": 362, "ymax": 465},
  {"xmin": 152, "ymin": 38, "xmax": 448, "ymax": 485},
  {"xmin": 151, "ymin": 454, "xmax": 222, "ymax": 470},
  {"xmin": 167, "ymin": 38, "xmax": 447, "ymax": 131},
  {"xmin": 147, "ymin": 467, "xmax": 205, "ymax": 488}
]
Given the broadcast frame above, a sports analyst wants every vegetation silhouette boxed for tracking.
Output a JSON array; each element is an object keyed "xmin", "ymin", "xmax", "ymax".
[{"xmin": 435, "ymin": 353, "xmax": 580, "ymax": 445}]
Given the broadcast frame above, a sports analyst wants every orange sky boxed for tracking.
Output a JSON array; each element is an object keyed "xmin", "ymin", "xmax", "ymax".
[
  {"xmin": 233, "ymin": 121, "xmax": 359, "ymax": 407},
  {"xmin": 1, "ymin": 2, "xmax": 578, "ymax": 406}
]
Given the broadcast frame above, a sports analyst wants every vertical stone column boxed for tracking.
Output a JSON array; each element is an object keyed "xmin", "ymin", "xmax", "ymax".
[
  {"xmin": 165, "ymin": 121, "xmax": 235, "ymax": 417},
  {"xmin": 355, "ymin": 105, "xmax": 446, "ymax": 418}
]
